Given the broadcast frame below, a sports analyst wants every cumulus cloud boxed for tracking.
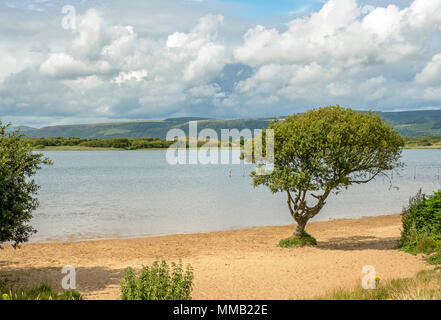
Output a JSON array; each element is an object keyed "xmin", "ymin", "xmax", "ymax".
[
  {"xmin": 229, "ymin": 0, "xmax": 441, "ymax": 113},
  {"xmin": 40, "ymin": 53, "xmax": 113, "ymax": 78},
  {"xmin": 415, "ymin": 53, "xmax": 441, "ymax": 85},
  {"xmin": 1, "ymin": 0, "xmax": 441, "ymax": 126},
  {"xmin": 166, "ymin": 14, "xmax": 226, "ymax": 82}
]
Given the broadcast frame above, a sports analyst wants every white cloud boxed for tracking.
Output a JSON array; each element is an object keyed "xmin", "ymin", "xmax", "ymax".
[
  {"xmin": 112, "ymin": 70, "xmax": 148, "ymax": 84},
  {"xmin": 166, "ymin": 14, "xmax": 226, "ymax": 82},
  {"xmin": 40, "ymin": 53, "xmax": 113, "ymax": 78},
  {"xmin": 415, "ymin": 53, "xmax": 441, "ymax": 85},
  {"xmin": 328, "ymin": 82, "xmax": 351, "ymax": 97},
  {"xmin": 229, "ymin": 0, "xmax": 441, "ymax": 112},
  {"xmin": 1, "ymin": 0, "xmax": 441, "ymax": 126},
  {"xmin": 234, "ymin": 0, "xmax": 441, "ymax": 67}
]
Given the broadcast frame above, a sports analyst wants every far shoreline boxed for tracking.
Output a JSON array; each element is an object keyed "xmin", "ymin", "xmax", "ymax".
[{"xmin": 32, "ymin": 146, "xmax": 441, "ymax": 151}]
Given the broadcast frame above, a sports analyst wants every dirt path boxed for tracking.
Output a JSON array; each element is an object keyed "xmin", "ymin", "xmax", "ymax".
[{"xmin": 0, "ymin": 214, "xmax": 430, "ymax": 299}]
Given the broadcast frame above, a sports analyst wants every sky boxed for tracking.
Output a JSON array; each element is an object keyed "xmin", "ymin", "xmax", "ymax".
[{"xmin": 0, "ymin": 0, "xmax": 440, "ymax": 127}]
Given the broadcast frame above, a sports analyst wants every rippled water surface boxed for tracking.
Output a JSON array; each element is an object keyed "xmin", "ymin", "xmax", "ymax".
[{"xmin": 31, "ymin": 149, "xmax": 441, "ymax": 242}]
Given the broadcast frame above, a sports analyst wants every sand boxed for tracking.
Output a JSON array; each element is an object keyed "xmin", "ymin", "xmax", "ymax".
[{"xmin": 0, "ymin": 214, "xmax": 431, "ymax": 300}]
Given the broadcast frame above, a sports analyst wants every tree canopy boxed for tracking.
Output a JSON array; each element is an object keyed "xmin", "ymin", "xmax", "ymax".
[
  {"xmin": 248, "ymin": 106, "xmax": 405, "ymax": 244},
  {"xmin": 0, "ymin": 121, "xmax": 52, "ymax": 248}
]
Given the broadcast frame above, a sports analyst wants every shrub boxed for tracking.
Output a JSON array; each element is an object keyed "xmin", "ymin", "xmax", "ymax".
[
  {"xmin": 120, "ymin": 260, "xmax": 194, "ymax": 300},
  {"xmin": 0, "ymin": 282, "xmax": 82, "ymax": 300},
  {"xmin": 279, "ymin": 233, "xmax": 317, "ymax": 248},
  {"xmin": 0, "ymin": 122, "xmax": 52, "ymax": 248},
  {"xmin": 415, "ymin": 236, "xmax": 438, "ymax": 254},
  {"xmin": 427, "ymin": 252, "xmax": 441, "ymax": 265},
  {"xmin": 400, "ymin": 189, "xmax": 441, "ymax": 253}
]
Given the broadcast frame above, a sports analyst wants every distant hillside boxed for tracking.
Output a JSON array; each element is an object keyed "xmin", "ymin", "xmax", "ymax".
[
  {"xmin": 24, "ymin": 109, "xmax": 441, "ymax": 139},
  {"xmin": 25, "ymin": 118, "xmax": 273, "ymax": 139},
  {"xmin": 381, "ymin": 110, "xmax": 441, "ymax": 136},
  {"xmin": 6, "ymin": 126, "xmax": 37, "ymax": 133}
]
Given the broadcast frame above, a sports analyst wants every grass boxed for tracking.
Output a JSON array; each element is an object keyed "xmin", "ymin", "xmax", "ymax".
[
  {"xmin": 0, "ymin": 280, "xmax": 82, "ymax": 300},
  {"xmin": 427, "ymin": 252, "xmax": 441, "ymax": 265},
  {"xmin": 415, "ymin": 236, "xmax": 439, "ymax": 254},
  {"xmin": 403, "ymin": 136, "xmax": 441, "ymax": 149},
  {"xmin": 279, "ymin": 233, "xmax": 317, "ymax": 248},
  {"xmin": 318, "ymin": 268, "xmax": 441, "ymax": 300}
]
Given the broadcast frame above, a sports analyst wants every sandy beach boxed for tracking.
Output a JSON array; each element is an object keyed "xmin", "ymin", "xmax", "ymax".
[{"xmin": 0, "ymin": 214, "xmax": 431, "ymax": 300}]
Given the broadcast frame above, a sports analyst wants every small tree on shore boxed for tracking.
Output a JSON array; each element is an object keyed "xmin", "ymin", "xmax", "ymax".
[
  {"xmin": 0, "ymin": 121, "xmax": 52, "ymax": 248},
  {"xmin": 247, "ymin": 106, "xmax": 404, "ymax": 246}
]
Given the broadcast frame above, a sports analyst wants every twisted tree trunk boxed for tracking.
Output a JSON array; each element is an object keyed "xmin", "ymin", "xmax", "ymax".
[{"xmin": 294, "ymin": 217, "xmax": 308, "ymax": 238}]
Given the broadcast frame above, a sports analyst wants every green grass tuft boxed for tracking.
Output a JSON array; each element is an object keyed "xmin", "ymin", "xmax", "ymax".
[
  {"xmin": 415, "ymin": 236, "xmax": 438, "ymax": 254},
  {"xmin": 0, "ymin": 281, "xmax": 82, "ymax": 300},
  {"xmin": 318, "ymin": 268, "xmax": 441, "ymax": 300},
  {"xmin": 279, "ymin": 233, "xmax": 317, "ymax": 248},
  {"xmin": 427, "ymin": 252, "xmax": 441, "ymax": 265}
]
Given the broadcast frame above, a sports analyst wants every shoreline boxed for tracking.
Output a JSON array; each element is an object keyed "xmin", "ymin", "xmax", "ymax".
[
  {"xmin": 32, "ymin": 146, "xmax": 441, "ymax": 151},
  {"xmin": 29, "ymin": 213, "xmax": 400, "ymax": 245},
  {"xmin": 0, "ymin": 214, "xmax": 431, "ymax": 300}
]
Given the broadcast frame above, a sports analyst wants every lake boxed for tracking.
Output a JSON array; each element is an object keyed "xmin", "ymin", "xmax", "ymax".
[{"xmin": 31, "ymin": 149, "xmax": 441, "ymax": 242}]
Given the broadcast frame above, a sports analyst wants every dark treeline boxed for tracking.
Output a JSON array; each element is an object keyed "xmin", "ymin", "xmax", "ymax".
[
  {"xmin": 25, "ymin": 136, "xmax": 441, "ymax": 150},
  {"xmin": 26, "ymin": 137, "xmax": 174, "ymax": 149},
  {"xmin": 25, "ymin": 137, "xmax": 234, "ymax": 150},
  {"xmin": 404, "ymin": 136, "xmax": 441, "ymax": 147}
]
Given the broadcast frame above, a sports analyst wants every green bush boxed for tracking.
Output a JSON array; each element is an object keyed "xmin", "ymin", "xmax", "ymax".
[
  {"xmin": 25, "ymin": 137, "xmax": 175, "ymax": 150},
  {"xmin": 279, "ymin": 233, "xmax": 317, "ymax": 248},
  {"xmin": 120, "ymin": 260, "xmax": 194, "ymax": 300},
  {"xmin": 400, "ymin": 189, "xmax": 441, "ymax": 253},
  {"xmin": 0, "ymin": 122, "xmax": 52, "ymax": 248},
  {"xmin": 415, "ymin": 236, "xmax": 438, "ymax": 254},
  {"xmin": 400, "ymin": 189, "xmax": 441, "ymax": 265},
  {"xmin": 427, "ymin": 252, "xmax": 441, "ymax": 265},
  {"xmin": 0, "ymin": 282, "xmax": 82, "ymax": 300}
]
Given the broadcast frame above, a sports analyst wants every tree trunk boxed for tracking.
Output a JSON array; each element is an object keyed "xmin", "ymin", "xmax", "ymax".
[{"xmin": 294, "ymin": 218, "xmax": 308, "ymax": 238}]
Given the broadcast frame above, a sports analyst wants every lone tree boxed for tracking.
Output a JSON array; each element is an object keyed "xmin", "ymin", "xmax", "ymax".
[
  {"xmin": 247, "ymin": 106, "xmax": 404, "ymax": 246},
  {"xmin": 0, "ymin": 121, "xmax": 52, "ymax": 248}
]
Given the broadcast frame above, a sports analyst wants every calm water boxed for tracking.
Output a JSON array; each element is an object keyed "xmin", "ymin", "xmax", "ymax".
[{"xmin": 31, "ymin": 149, "xmax": 441, "ymax": 242}]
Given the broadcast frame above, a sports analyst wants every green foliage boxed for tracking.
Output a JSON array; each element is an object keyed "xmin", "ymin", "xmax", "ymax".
[
  {"xmin": 120, "ymin": 260, "xmax": 194, "ymax": 300},
  {"xmin": 246, "ymin": 106, "xmax": 404, "ymax": 241},
  {"xmin": 404, "ymin": 136, "xmax": 441, "ymax": 148},
  {"xmin": 415, "ymin": 237, "xmax": 438, "ymax": 254},
  {"xmin": 25, "ymin": 137, "xmax": 175, "ymax": 150},
  {"xmin": 0, "ymin": 121, "xmax": 52, "ymax": 248},
  {"xmin": 80, "ymin": 137, "xmax": 130, "ymax": 149},
  {"xmin": 427, "ymin": 252, "xmax": 441, "ymax": 265},
  {"xmin": 0, "ymin": 282, "xmax": 82, "ymax": 300},
  {"xmin": 318, "ymin": 268, "xmax": 441, "ymax": 300},
  {"xmin": 400, "ymin": 189, "xmax": 441, "ymax": 253},
  {"xmin": 279, "ymin": 233, "xmax": 317, "ymax": 248},
  {"xmin": 400, "ymin": 189, "xmax": 441, "ymax": 265}
]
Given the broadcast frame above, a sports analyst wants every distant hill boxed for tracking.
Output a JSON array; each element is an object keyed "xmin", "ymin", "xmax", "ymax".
[
  {"xmin": 25, "ymin": 118, "xmax": 273, "ymax": 139},
  {"xmin": 381, "ymin": 110, "xmax": 441, "ymax": 136},
  {"xmin": 6, "ymin": 126, "xmax": 37, "ymax": 133},
  {"xmin": 23, "ymin": 109, "xmax": 441, "ymax": 139}
]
